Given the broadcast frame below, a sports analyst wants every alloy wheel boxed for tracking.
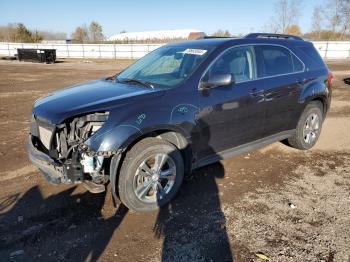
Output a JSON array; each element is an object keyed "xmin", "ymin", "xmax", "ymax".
[
  {"xmin": 133, "ymin": 153, "xmax": 176, "ymax": 204},
  {"xmin": 303, "ymin": 113, "xmax": 320, "ymax": 145}
]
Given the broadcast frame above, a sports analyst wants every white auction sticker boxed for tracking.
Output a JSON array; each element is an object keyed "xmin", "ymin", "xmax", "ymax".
[{"xmin": 182, "ymin": 49, "xmax": 207, "ymax": 55}]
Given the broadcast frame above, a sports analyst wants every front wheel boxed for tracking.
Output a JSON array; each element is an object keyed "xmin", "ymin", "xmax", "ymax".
[
  {"xmin": 288, "ymin": 101, "xmax": 323, "ymax": 150},
  {"xmin": 118, "ymin": 137, "xmax": 184, "ymax": 212}
]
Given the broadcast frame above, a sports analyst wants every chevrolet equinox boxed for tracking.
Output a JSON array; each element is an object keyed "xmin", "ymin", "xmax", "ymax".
[{"xmin": 28, "ymin": 33, "xmax": 332, "ymax": 212}]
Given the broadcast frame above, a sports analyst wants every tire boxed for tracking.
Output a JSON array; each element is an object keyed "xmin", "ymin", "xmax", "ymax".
[
  {"xmin": 118, "ymin": 137, "xmax": 184, "ymax": 212},
  {"xmin": 288, "ymin": 101, "xmax": 323, "ymax": 150}
]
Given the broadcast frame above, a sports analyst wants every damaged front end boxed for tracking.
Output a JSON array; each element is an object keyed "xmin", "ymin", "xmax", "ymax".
[{"xmin": 28, "ymin": 112, "xmax": 114, "ymax": 193}]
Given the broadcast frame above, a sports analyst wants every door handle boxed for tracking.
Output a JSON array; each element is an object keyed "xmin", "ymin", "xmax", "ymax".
[
  {"xmin": 297, "ymin": 78, "xmax": 307, "ymax": 85},
  {"xmin": 250, "ymin": 88, "xmax": 264, "ymax": 97}
]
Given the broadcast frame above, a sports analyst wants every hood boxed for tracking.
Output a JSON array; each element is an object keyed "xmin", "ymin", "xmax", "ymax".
[{"xmin": 32, "ymin": 79, "xmax": 159, "ymax": 124}]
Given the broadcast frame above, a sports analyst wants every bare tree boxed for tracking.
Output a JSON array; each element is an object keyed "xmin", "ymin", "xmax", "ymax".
[
  {"xmin": 320, "ymin": 0, "xmax": 350, "ymax": 39},
  {"xmin": 211, "ymin": 29, "xmax": 231, "ymax": 37},
  {"xmin": 89, "ymin": 21, "xmax": 104, "ymax": 42},
  {"xmin": 269, "ymin": 0, "xmax": 302, "ymax": 33},
  {"xmin": 339, "ymin": 0, "xmax": 350, "ymax": 39},
  {"xmin": 262, "ymin": 19, "xmax": 279, "ymax": 33},
  {"xmin": 325, "ymin": 0, "xmax": 343, "ymax": 39},
  {"xmin": 0, "ymin": 24, "xmax": 16, "ymax": 42},
  {"xmin": 311, "ymin": 5, "xmax": 324, "ymax": 39},
  {"xmin": 72, "ymin": 25, "xmax": 89, "ymax": 43},
  {"xmin": 31, "ymin": 30, "xmax": 43, "ymax": 43},
  {"xmin": 0, "ymin": 23, "xmax": 67, "ymax": 42},
  {"xmin": 285, "ymin": 24, "xmax": 302, "ymax": 35}
]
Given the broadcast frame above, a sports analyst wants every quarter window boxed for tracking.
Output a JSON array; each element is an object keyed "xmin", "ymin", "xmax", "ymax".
[
  {"xmin": 297, "ymin": 45, "xmax": 326, "ymax": 70},
  {"xmin": 292, "ymin": 54, "xmax": 304, "ymax": 71},
  {"xmin": 205, "ymin": 46, "xmax": 257, "ymax": 83},
  {"xmin": 258, "ymin": 45, "xmax": 304, "ymax": 77}
]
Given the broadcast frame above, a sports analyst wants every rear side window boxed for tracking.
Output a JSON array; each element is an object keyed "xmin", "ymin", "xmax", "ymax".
[
  {"xmin": 257, "ymin": 45, "xmax": 304, "ymax": 77},
  {"xmin": 297, "ymin": 45, "xmax": 326, "ymax": 70}
]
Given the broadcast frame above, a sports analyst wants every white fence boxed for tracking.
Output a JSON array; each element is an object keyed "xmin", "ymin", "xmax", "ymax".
[
  {"xmin": 313, "ymin": 41, "xmax": 350, "ymax": 59},
  {"xmin": 0, "ymin": 41, "xmax": 350, "ymax": 59},
  {"xmin": 0, "ymin": 42, "xmax": 163, "ymax": 59}
]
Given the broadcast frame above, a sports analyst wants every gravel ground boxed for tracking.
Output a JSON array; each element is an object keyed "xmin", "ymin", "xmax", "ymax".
[
  {"xmin": 0, "ymin": 59, "xmax": 349, "ymax": 262},
  {"xmin": 227, "ymin": 152, "xmax": 350, "ymax": 261}
]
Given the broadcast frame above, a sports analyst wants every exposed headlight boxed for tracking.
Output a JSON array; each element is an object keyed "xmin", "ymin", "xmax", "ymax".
[
  {"xmin": 53, "ymin": 112, "xmax": 109, "ymax": 159},
  {"xmin": 73, "ymin": 112, "xmax": 109, "ymax": 141}
]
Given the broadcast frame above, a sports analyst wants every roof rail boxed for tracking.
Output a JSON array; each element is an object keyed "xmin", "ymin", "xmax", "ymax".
[
  {"xmin": 244, "ymin": 33, "xmax": 303, "ymax": 41},
  {"xmin": 202, "ymin": 36, "xmax": 234, "ymax": 39}
]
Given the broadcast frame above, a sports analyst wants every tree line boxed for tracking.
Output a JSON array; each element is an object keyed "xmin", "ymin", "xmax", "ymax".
[
  {"xmin": 213, "ymin": 0, "xmax": 350, "ymax": 41},
  {"xmin": 0, "ymin": 23, "xmax": 43, "ymax": 43},
  {"xmin": 0, "ymin": 21, "xmax": 104, "ymax": 43},
  {"xmin": 266, "ymin": 0, "xmax": 350, "ymax": 40},
  {"xmin": 71, "ymin": 21, "xmax": 104, "ymax": 43}
]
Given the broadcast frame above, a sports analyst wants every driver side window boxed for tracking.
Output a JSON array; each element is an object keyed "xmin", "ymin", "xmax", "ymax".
[{"xmin": 206, "ymin": 46, "xmax": 257, "ymax": 83}]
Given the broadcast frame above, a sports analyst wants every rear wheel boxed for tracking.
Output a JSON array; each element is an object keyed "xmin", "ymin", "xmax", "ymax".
[
  {"xmin": 288, "ymin": 101, "xmax": 323, "ymax": 150},
  {"xmin": 118, "ymin": 137, "xmax": 184, "ymax": 212}
]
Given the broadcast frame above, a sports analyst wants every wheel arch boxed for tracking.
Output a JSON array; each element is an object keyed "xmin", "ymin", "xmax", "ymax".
[
  {"xmin": 299, "ymin": 79, "xmax": 330, "ymax": 117},
  {"xmin": 306, "ymin": 96, "xmax": 327, "ymax": 117},
  {"xmin": 109, "ymin": 127, "xmax": 193, "ymax": 203}
]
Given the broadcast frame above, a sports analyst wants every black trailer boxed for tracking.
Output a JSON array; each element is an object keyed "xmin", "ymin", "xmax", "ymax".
[{"xmin": 17, "ymin": 48, "xmax": 56, "ymax": 63}]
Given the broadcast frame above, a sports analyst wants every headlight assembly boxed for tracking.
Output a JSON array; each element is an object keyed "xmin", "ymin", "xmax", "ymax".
[
  {"xmin": 54, "ymin": 112, "xmax": 109, "ymax": 159},
  {"xmin": 74, "ymin": 112, "xmax": 109, "ymax": 140}
]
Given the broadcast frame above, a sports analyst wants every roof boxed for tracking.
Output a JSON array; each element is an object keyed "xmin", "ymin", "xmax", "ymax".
[
  {"xmin": 167, "ymin": 35, "xmax": 310, "ymax": 50},
  {"xmin": 108, "ymin": 29, "xmax": 205, "ymax": 41}
]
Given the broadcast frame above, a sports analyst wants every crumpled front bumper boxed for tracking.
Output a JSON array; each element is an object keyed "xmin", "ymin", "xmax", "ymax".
[{"xmin": 27, "ymin": 136, "xmax": 64, "ymax": 184}]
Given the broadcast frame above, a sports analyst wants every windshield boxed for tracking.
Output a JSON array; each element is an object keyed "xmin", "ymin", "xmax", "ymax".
[{"xmin": 117, "ymin": 46, "xmax": 213, "ymax": 88}]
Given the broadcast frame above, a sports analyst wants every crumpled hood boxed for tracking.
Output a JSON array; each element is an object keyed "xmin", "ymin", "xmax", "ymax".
[{"xmin": 32, "ymin": 79, "xmax": 158, "ymax": 124}]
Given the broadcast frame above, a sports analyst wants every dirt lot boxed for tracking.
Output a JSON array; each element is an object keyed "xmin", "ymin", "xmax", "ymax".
[{"xmin": 0, "ymin": 59, "xmax": 349, "ymax": 262}]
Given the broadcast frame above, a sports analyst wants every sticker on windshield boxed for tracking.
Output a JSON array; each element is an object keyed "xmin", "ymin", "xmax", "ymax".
[{"xmin": 182, "ymin": 49, "xmax": 207, "ymax": 56}]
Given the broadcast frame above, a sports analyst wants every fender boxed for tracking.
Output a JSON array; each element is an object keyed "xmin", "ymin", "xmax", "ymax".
[
  {"xmin": 107, "ymin": 123, "xmax": 194, "ymax": 204},
  {"xmin": 298, "ymin": 77, "xmax": 330, "ymax": 114},
  {"xmin": 95, "ymin": 105, "xmax": 198, "ymax": 204},
  {"xmin": 84, "ymin": 98, "xmax": 200, "ymax": 152}
]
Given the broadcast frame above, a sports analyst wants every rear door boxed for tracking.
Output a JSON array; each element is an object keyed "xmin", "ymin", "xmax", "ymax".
[
  {"xmin": 195, "ymin": 45, "xmax": 266, "ymax": 160},
  {"xmin": 255, "ymin": 45, "xmax": 305, "ymax": 136}
]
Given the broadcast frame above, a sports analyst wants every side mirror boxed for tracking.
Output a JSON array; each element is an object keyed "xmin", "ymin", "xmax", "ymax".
[{"xmin": 201, "ymin": 73, "xmax": 233, "ymax": 89}]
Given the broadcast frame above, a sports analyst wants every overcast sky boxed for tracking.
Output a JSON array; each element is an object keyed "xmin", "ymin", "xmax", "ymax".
[{"xmin": 0, "ymin": 0, "xmax": 320, "ymax": 37}]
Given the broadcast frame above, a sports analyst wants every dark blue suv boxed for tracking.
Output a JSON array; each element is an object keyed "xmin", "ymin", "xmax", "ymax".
[{"xmin": 28, "ymin": 33, "xmax": 332, "ymax": 212}]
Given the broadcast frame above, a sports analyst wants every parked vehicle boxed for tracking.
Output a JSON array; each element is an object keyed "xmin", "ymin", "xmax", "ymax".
[{"xmin": 28, "ymin": 33, "xmax": 332, "ymax": 212}]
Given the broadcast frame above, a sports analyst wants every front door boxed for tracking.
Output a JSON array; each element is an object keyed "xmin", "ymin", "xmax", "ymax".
[{"xmin": 195, "ymin": 45, "xmax": 266, "ymax": 160}]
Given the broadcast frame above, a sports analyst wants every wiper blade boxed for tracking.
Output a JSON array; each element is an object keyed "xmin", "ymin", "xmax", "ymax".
[{"xmin": 118, "ymin": 78, "xmax": 154, "ymax": 89}]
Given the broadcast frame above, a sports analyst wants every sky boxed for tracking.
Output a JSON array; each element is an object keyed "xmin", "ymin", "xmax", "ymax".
[{"xmin": 0, "ymin": 0, "xmax": 319, "ymax": 38}]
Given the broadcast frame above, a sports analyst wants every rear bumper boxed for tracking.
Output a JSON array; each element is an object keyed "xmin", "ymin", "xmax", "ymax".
[{"xmin": 27, "ymin": 136, "xmax": 64, "ymax": 184}]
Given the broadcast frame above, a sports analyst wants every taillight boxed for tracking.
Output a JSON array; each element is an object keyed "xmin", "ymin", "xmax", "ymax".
[{"xmin": 327, "ymin": 71, "xmax": 333, "ymax": 87}]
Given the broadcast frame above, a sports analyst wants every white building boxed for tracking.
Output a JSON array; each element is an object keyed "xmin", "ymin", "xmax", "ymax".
[{"xmin": 108, "ymin": 29, "xmax": 205, "ymax": 41}]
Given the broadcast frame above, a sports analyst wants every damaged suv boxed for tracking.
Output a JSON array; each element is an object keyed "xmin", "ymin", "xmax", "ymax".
[{"xmin": 28, "ymin": 33, "xmax": 332, "ymax": 212}]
